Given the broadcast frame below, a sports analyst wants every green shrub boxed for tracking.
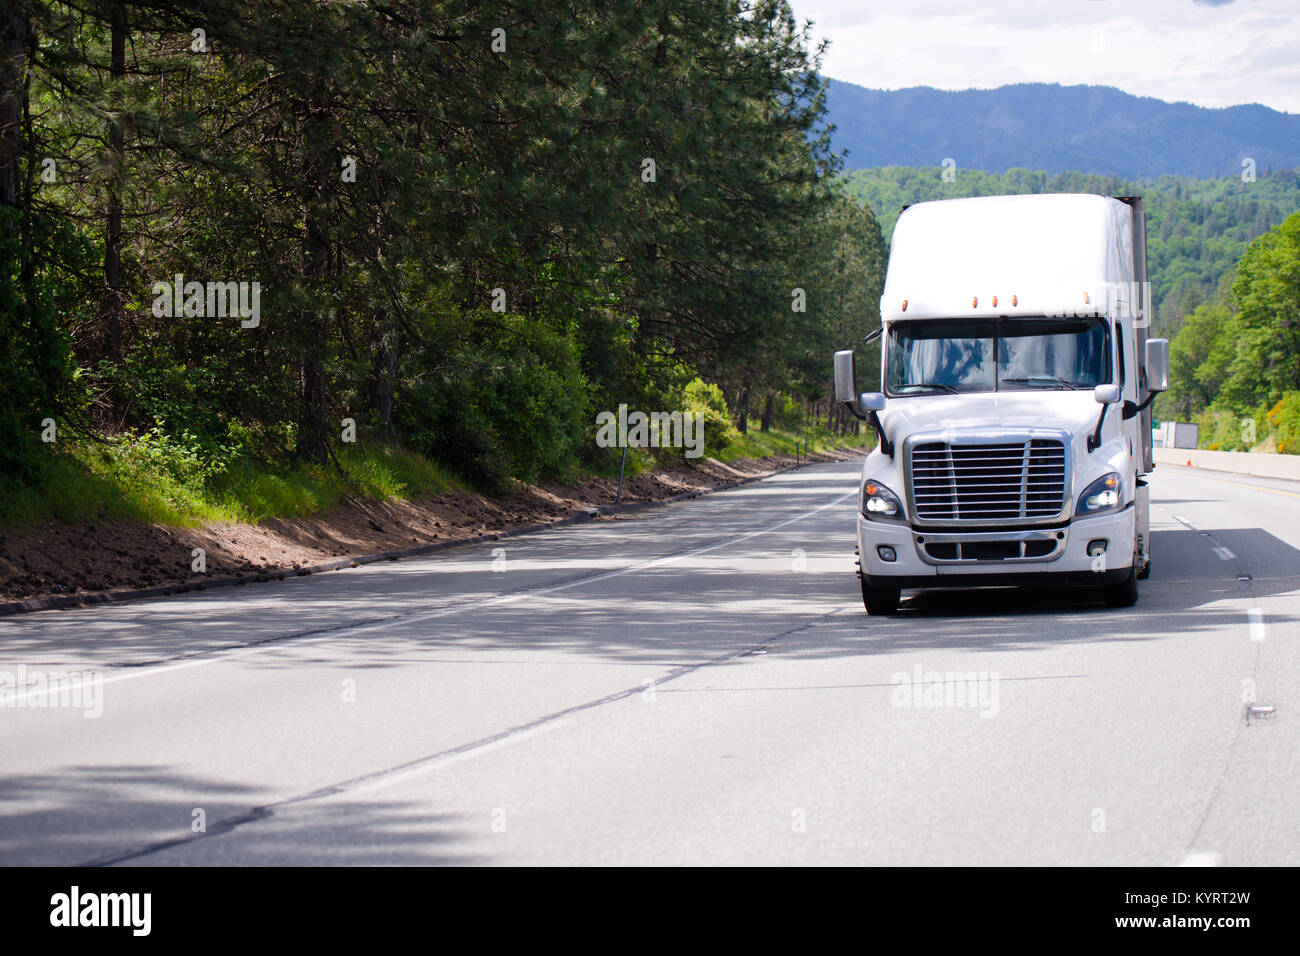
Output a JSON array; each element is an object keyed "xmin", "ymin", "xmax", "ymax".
[
  {"xmin": 1266, "ymin": 392, "xmax": 1300, "ymax": 454},
  {"xmin": 0, "ymin": 218, "xmax": 79, "ymax": 493},
  {"xmin": 679, "ymin": 378, "xmax": 737, "ymax": 456},
  {"xmin": 1196, "ymin": 408, "xmax": 1243, "ymax": 451},
  {"xmin": 774, "ymin": 393, "xmax": 805, "ymax": 431},
  {"xmin": 395, "ymin": 310, "xmax": 592, "ymax": 491}
]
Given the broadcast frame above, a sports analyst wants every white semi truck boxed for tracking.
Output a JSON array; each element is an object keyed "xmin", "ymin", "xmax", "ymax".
[{"xmin": 833, "ymin": 193, "xmax": 1170, "ymax": 614}]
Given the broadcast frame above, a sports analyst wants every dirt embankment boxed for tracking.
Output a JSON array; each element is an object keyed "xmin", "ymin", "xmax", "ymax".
[{"xmin": 0, "ymin": 448, "xmax": 865, "ymax": 608}]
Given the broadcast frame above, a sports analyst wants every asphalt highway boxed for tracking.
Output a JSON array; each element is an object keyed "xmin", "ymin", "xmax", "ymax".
[{"xmin": 1, "ymin": 459, "xmax": 1296, "ymax": 865}]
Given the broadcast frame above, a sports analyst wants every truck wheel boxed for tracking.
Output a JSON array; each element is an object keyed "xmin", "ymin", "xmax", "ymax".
[
  {"xmin": 1103, "ymin": 564, "xmax": 1139, "ymax": 607},
  {"xmin": 861, "ymin": 579, "xmax": 900, "ymax": 615}
]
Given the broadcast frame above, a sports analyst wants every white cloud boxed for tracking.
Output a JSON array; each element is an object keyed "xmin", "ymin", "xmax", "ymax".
[{"xmin": 789, "ymin": 0, "xmax": 1300, "ymax": 114}]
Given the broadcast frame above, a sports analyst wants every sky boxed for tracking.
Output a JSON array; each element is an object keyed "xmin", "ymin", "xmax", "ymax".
[{"xmin": 785, "ymin": 0, "xmax": 1300, "ymax": 114}]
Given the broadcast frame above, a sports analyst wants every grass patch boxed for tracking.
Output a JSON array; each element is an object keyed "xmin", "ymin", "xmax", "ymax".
[
  {"xmin": 712, "ymin": 423, "xmax": 872, "ymax": 463},
  {"xmin": 0, "ymin": 438, "xmax": 458, "ymax": 531},
  {"xmin": 208, "ymin": 444, "xmax": 456, "ymax": 523},
  {"xmin": 0, "ymin": 421, "xmax": 861, "ymax": 533}
]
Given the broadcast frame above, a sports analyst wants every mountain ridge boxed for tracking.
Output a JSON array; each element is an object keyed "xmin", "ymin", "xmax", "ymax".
[{"xmin": 825, "ymin": 80, "xmax": 1300, "ymax": 179}]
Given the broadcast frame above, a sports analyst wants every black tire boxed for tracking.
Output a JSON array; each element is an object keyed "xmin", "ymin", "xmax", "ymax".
[
  {"xmin": 1103, "ymin": 564, "xmax": 1139, "ymax": 607},
  {"xmin": 861, "ymin": 578, "xmax": 900, "ymax": 615}
]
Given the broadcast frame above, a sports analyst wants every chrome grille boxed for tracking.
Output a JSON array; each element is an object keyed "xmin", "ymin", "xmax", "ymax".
[{"xmin": 910, "ymin": 439, "xmax": 1066, "ymax": 521}]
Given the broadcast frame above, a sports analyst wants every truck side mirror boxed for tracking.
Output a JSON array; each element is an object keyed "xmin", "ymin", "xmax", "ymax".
[
  {"xmin": 1145, "ymin": 339, "xmax": 1169, "ymax": 392},
  {"xmin": 1094, "ymin": 384, "xmax": 1120, "ymax": 405},
  {"xmin": 833, "ymin": 350, "xmax": 859, "ymax": 406},
  {"xmin": 836, "ymin": 350, "xmax": 894, "ymax": 458}
]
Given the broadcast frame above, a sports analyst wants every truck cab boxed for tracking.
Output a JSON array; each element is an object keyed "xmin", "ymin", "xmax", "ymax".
[{"xmin": 832, "ymin": 194, "xmax": 1170, "ymax": 614}]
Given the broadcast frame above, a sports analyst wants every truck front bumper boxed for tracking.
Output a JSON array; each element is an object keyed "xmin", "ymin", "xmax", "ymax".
[{"xmin": 857, "ymin": 505, "xmax": 1135, "ymax": 590}]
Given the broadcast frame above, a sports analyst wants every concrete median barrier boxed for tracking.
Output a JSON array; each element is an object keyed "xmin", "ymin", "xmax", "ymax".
[{"xmin": 1155, "ymin": 446, "xmax": 1300, "ymax": 481}]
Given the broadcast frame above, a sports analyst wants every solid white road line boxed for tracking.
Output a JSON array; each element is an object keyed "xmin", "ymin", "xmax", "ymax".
[
  {"xmin": 1247, "ymin": 608, "xmax": 1266, "ymax": 643},
  {"xmin": 344, "ymin": 718, "xmax": 574, "ymax": 796}
]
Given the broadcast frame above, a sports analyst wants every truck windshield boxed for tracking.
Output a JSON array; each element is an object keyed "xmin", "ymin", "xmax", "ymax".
[{"xmin": 887, "ymin": 317, "xmax": 1111, "ymax": 394}]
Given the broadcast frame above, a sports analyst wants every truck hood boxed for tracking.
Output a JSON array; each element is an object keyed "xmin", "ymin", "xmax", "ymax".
[
  {"xmin": 866, "ymin": 389, "xmax": 1131, "ymax": 509},
  {"xmin": 880, "ymin": 391, "xmax": 1103, "ymax": 445}
]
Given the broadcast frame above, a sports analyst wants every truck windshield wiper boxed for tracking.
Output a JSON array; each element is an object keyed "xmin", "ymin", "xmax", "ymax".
[
  {"xmin": 1001, "ymin": 377, "xmax": 1075, "ymax": 390},
  {"xmin": 897, "ymin": 382, "xmax": 958, "ymax": 394}
]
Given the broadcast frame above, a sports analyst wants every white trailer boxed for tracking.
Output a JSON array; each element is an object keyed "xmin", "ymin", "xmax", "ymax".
[
  {"xmin": 833, "ymin": 193, "xmax": 1170, "ymax": 613},
  {"xmin": 1158, "ymin": 421, "xmax": 1200, "ymax": 449}
]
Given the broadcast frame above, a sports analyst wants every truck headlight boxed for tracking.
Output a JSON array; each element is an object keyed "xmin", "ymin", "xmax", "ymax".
[
  {"xmin": 1076, "ymin": 472, "xmax": 1122, "ymax": 516},
  {"xmin": 862, "ymin": 479, "xmax": 904, "ymax": 521}
]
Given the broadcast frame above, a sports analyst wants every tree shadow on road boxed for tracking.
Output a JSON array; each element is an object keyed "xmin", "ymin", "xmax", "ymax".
[{"xmin": 0, "ymin": 763, "xmax": 488, "ymax": 866}]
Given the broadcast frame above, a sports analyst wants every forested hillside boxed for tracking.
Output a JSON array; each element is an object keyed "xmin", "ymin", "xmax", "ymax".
[
  {"xmin": 0, "ymin": 1, "xmax": 884, "ymax": 524},
  {"xmin": 843, "ymin": 165, "xmax": 1300, "ymax": 337},
  {"xmin": 1163, "ymin": 211, "xmax": 1300, "ymax": 453}
]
